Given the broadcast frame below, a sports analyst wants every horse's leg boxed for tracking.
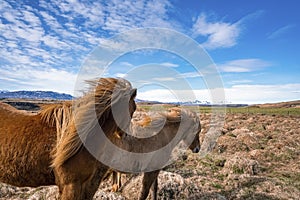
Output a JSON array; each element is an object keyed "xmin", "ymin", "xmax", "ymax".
[
  {"xmin": 55, "ymin": 168, "xmax": 84, "ymax": 200},
  {"xmin": 59, "ymin": 182, "xmax": 82, "ymax": 200},
  {"xmin": 55, "ymin": 148, "xmax": 99, "ymax": 200},
  {"xmin": 83, "ymin": 165, "xmax": 109, "ymax": 200},
  {"xmin": 150, "ymin": 176, "xmax": 158, "ymax": 200},
  {"xmin": 139, "ymin": 170, "xmax": 160, "ymax": 200},
  {"xmin": 112, "ymin": 171, "xmax": 121, "ymax": 192}
]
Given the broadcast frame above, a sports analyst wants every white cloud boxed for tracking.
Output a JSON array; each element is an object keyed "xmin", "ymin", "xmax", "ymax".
[
  {"xmin": 152, "ymin": 77, "xmax": 176, "ymax": 81},
  {"xmin": 160, "ymin": 62, "xmax": 179, "ymax": 67},
  {"xmin": 115, "ymin": 73, "xmax": 127, "ymax": 78},
  {"xmin": 41, "ymin": 35, "xmax": 64, "ymax": 49},
  {"xmin": 138, "ymin": 89, "xmax": 194, "ymax": 102},
  {"xmin": 224, "ymin": 84, "xmax": 300, "ymax": 104},
  {"xmin": 120, "ymin": 62, "xmax": 134, "ymax": 67},
  {"xmin": 192, "ymin": 13, "xmax": 241, "ymax": 49},
  {"xmin": 178, "ymin": 72, "xmax": 203, "ymax": 78},
  {"xmin": 39, "ymin": 11, "xmax": 64, "ymax": 32},
  {"xmin": 267, "ymin": 24, "xmax": 295, "ymax": 39},
  {"xmin": 0, "ymin": 67, "xmax": 77, "ymax": 94},
  {"xmin": 217, "ymin": 59, "xmax": 272, "ymax": 73},
  {"xmin": 137, "ymin": 83, "xmax": 300, "ymax": 104},
  {"xmin": 55, "ymin": 0, "xmax": 105, "ymax": 28},
  {"xmin": 102, "ymin": 0, "xmax": 174, "ymax": 33},
  {"xmin": 0, "ymin": 0, "xmax": 177, "ymax": 94},
  {"xmin": 229, "ymin": 79, "xmax": 253, "ymax": 84}
]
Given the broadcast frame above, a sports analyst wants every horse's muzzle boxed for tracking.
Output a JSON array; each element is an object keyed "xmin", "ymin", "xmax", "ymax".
[{"xmin": 193, "ymin": 146, "xmax": 200, "ymax": 153}]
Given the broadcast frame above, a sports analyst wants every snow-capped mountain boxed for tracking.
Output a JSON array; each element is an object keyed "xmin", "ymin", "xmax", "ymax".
[{"xmin": 0, "ymin": 90, "xmax": 73, "ymax": 100}]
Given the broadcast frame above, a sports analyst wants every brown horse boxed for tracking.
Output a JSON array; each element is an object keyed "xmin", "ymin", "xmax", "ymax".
[
  {"xmin": 0, "ymin": 78, "xmax": 137, "ymax": 200},
  {"xmin": 108, "ymin": 107, "xmax": 201, "ymax": 200}
]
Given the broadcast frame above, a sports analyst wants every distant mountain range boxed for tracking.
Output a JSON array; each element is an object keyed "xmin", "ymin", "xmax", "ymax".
[
  {"xmin": 135, "ymin": 99, "xmax": 211, "ymax": 105},
  {"xmin": 135, "ymin": 99, "xmax": 248, "ymax": 107},
  {"xmin": 0, "ymin": 90, "xmax": 73, "ymax": 100}
]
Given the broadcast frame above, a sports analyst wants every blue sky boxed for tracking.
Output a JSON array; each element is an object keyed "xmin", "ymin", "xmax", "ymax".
[{"xmin": 0, "ymin": 0, "xmax": 299, "ymax": 104}]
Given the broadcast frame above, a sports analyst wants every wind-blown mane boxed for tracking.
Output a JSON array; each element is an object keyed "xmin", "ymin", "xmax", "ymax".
[
  {"xmin": 39, "ymin": 101, "xmax": 73, "ymax": 142},
  {"xmin": 51, "ymin": 78, "xmax": 135, "ymax": 168},
  {"xmin": 129, "ymin": 107, "xmax": 199, "ymax": 138}
]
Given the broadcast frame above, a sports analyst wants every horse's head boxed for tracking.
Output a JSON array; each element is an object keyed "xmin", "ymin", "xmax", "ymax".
[
  {"xmin": 93, "ymin": 78, "xmax": 137, "ymax": 134},
  {"xmin": 188, "ymin": 122, "xmax": 201, "ymax": 153},
  {"xmin": 187, "ymin": 111, "xmax": 201, "ymax": 153},
  {"xmin": 167, "ymin": 107, "xmax": 201, "ymax": 154}
]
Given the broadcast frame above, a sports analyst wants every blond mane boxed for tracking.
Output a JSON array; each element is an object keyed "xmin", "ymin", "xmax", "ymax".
[
  {"xmin": 50, "ymin": 78, "xmax": 135, "ymax": 168},
  {"xmin": 39, "ymin": 102, "xmax": 73, "ymax": 141},
  {"xmin": 130, "ymin": 107, "xmax": 198, "ymax": 138},
  {"xmin": 134, "ymin": 107, "xmax": 189, "ymax": 127}
]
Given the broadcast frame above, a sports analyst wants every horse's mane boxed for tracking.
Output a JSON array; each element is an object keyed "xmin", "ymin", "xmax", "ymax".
[
  {"xmin": 39, "ymin": 101, "xmax": 73, "ymax": 142},
  {"xmin": 134, "ymin": 107, "xmax": 191, "ymax": 126},
  {"xmin": 50, "ymin": 78, "xmax": 134, "ymax": 168},
  {"xmin": 130, "ymin": 107, "xmax": 198, "ymax": 138}
]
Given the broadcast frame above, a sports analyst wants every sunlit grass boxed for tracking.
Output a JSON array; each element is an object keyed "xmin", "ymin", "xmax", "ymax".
[
  {"xmin": 137, "ymin": 104, "xmax": 300, "ymax": 116},
  {"xmin": 226, "ymin": 107, "xmax": 300, "ymax": 116}
]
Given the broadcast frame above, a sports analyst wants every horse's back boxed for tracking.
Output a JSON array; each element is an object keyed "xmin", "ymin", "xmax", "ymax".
[{"xmin": 0, "ymin": 102, "xmax": 56, "ymax": 187}]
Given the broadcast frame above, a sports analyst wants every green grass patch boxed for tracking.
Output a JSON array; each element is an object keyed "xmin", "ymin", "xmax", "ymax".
[
  {"xmin": 226, "ymin": 107, "xmax": 300, "ymax": 116},
  {"xmin": 137, "ymin": 104, "xmax": 300, "ymax": 116},
  {"xmin": 211, "ymin": 182, "xmax": 224, "ymax": 189},
  {"xmin": 269, "ymin": 172, "xmax": 300, "ymax": 190},
  {"xmin": 232, "ymin": 165, "xmax": 244, "ymax": 174}
]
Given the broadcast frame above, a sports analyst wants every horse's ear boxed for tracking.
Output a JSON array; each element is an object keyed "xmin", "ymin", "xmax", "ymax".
[{"xmin": 130, "ymin": 88, "xmax": 137, "ymax": 99}]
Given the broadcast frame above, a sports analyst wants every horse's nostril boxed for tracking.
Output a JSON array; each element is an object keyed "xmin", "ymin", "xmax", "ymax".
[{"xmin": 193, "ymin": 147, "xmax": 200, "ymax": 153}]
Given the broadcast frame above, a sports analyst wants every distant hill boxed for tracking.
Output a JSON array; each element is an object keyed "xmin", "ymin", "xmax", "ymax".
[
  {"xmin": 136, "ymin": 98, "xmax": 248, "ymax": 107},
  {"xmin": 251, "ymin": 100, "xmax": 300, "ymax": 108},
  {"xmin": 0, "ymin": 90, "xmax": 73, "ymax": 100}
]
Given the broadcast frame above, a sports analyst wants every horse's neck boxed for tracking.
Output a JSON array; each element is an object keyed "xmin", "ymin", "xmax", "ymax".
[{"xmin": 113, "ymin": 121, "xmax": 180, "ymax": 153}]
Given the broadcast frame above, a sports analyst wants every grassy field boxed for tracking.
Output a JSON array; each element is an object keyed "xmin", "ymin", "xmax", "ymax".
[
  {"xmin": 138, "ymin": 104, "xmax": 300, "ymax": 116},
  {"xmin": 226, "ymin": 107, "xmax": 300, "ymax": 116}
]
